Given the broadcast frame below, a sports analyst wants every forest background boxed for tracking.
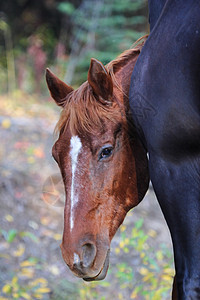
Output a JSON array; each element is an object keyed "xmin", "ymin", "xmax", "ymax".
[{"xmin": 0, "ymin": 0, "xmax": 148, "ymax": 93}]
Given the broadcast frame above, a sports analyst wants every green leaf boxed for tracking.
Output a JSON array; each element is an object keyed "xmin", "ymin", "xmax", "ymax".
[
  {"xmin": 7, "ymin": 229, "xmax": 17, "ymax": 243},
  {"xmin": 19, "ymin": 231, "xmax": 39, "ymax": 243},
  {"xmin": 26, "ymin": 146, "xmax": 34, "ymax": 155},
  {"xmin": 57, "ymin": 2, "xmax": 75, "ymax": 15},
  {"xmin": 98, "ymin": 281, "xmax": 111, "ymax": 287},
  {"xmin": 0, "ymin": 19, "xmax": 8, "ymax": 32},
  {"xmin": 135, "ymin": 219, "xmax": 144, "ymax": 229}
]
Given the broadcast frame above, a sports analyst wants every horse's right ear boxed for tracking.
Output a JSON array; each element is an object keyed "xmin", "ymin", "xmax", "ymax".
[
  {"xmin": 88, "ymin": 58, "xmax": 113, "ymax": 104},
  {"xmin": 46, "ymin": 68, "xmax": 73, "ymax": 107}
]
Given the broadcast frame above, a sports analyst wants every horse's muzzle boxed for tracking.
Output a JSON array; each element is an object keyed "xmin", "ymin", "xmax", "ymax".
[
  {"xmin": 61, "ymin": 239, "xmax": 110, "ymax": 281},
  {"xmin": 83, "ymin": 249, "xmax": 110, "ymax": 281}
]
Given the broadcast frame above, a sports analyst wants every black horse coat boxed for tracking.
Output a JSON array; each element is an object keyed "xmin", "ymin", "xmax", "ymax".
[{"xmin": 130, "ymin": 0, "xmax": 200, "ymax": 299}]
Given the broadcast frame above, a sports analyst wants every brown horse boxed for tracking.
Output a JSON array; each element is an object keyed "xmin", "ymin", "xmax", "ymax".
[{"xmin": 46, "ymin": 40, "xmax": 149, "ymax": 281}]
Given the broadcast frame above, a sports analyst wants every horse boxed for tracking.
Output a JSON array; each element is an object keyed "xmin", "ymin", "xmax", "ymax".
[
  {"xmin": 129, "ymin": 0, "xmax": 200, "ymax": 299},
  {"xmin": 46, "ymin": 39, "xmax": 150, "ymax": 283}
]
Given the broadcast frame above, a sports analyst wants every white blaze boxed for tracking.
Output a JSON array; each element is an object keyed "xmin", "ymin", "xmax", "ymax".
[
  {"xmin": 70, "ymin": 135, "xmax": 82, "ymax": 231},
  {"xmin": 73, "ymin": 253, "xmax": 80, "ymax": 265}
]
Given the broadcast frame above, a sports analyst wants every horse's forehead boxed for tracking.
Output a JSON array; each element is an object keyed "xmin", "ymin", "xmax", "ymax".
[{"xmin": 57, "ymin": 120, "xmax": 119, "ymax": 158}]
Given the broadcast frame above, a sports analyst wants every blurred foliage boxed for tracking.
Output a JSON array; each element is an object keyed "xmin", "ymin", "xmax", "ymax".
[
  {"xmin": 57, "ymin": 0, "xmax": 148, "ymax": 85},
  {"xmin": 0, "ymin": 0, "xmax": 148, "ymax": 94},
  {"xmin": 0, "ymin": 217, "xmax": 174, "ymax": 299}
]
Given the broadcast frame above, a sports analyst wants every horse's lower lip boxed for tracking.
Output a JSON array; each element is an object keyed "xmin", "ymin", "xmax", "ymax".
[{"xmin": 83, "ymin": 250, "xmax": 110, "ymax": 282}]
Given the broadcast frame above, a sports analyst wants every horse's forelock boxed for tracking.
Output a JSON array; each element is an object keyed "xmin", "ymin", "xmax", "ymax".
[{"xmin": 55, "ymin": 82, "xmax": 121, "ymax": 136}]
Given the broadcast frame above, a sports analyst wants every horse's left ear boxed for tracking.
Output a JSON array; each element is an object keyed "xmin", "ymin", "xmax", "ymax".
[
  {"xmin": 46, "ymin": 68, "xmax": 73, "ymax": 107},
  {"xmin": 88, "ymin": 58, "xmax": 113, "ymax": 104}
]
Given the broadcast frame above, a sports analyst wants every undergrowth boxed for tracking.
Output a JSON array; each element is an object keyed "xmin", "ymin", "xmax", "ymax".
[{"xmin": 0, "ymin": 218, "xmax": 174, "ymax": 300}]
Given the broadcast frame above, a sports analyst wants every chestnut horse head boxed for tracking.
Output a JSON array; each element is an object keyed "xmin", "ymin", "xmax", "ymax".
[{"xmin": 46, "ymin": 40, "xmax": 149, "ymax": 281}]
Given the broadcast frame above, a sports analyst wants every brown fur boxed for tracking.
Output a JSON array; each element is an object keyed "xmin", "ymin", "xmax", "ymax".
[
  {"xmin": 55, "ymin": 82, "xmax": 121, "ymax": 135},
  {"xmin": 55, "ymin": 36, "xmax": 147, "ymax": 136}
]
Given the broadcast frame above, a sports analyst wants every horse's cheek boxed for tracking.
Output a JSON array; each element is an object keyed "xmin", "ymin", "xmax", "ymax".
[{"xmin": 120, "ymin": 151, "xmax": 139, "ymax": 209}]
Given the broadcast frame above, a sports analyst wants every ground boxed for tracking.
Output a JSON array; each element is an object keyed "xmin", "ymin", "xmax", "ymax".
[{"xmin": 0, "ymin": 94, "xmax": 174, "ymax": 300}]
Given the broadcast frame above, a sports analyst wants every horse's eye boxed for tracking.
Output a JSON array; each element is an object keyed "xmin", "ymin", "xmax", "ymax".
[{"xmin": 99, "ymin": 146, "xmax": 113, "ymax": 161}]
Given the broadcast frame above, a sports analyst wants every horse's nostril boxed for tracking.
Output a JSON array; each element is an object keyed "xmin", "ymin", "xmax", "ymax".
[
  {"xmin": 82, "ymin": 243, "xmax": 96, "ymax": 269},
  {"xmin": 72, "ymin": 243, "xmax": 97, "ymax": 274}
]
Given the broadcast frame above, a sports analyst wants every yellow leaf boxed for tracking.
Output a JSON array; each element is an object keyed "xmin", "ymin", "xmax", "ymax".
[
  {"xmin": 40, "ymin": 216, "xmax": 51, "ymax": 225},
  {"xmin": 115, "ymin": 247, "xmax": 120, "ymax": 254},
  {"xmin": 124, "ymin": 247, "xmax": 129, "ymax": 253},
  {"xmin": 120, "ymin": 225, "xmax": 126, "ymax": 232},
  {"xmin": 118, "ymin": 293, "xmax": 123, "ymax": 300},
  {"xmin": 140, "ymin": 252, "xmax": 145, "ymax": 258},
  {"xmin": 131, "ymin": 291, "xmax": 137, "ymax": 299},
  {"xmin": 30, "ymin": 277, "xmax": 48, "ymax": 287},
  {"xmin": 80, "ymin": 289, "xmax": 86, "ymax": 297},
  {"xmin": 20, "ymin": 260, "xmax": 36, "ymax": 267},
  {"xmin": 139, "ymin": 267, "xmax": 148, "ymax": 275},
  {"xmin": 33, "ymin": 294, "xmax": 42, "ymax": 299},
  {"xmin": 2, "ymin": 119, "xmax": 11, "ymax": 129},
  {"xmin": 2, "ymin": 284, "xmax": 11, "ymax": 293},
  {"xmin": 131, "ymin": 286, "xmax": 141, "ymax": 299},
  {"xmin": 13, "ymin": 244, "xmax": 25, "ymax": 257},
  {"xmin": 27, "ymin": 156, "xmax": 35, "ymax": 164},
  {"xmin": 11, "ymin": 276, "xmax": 18, "ymax": 285},
  {"xmin": 21, "ymin": 292, "xmax": 31, "ymax": 299},
  {"xmin": 20, "ymin": 268, "xmax": 34, "ymax": 278},
  {"xmin": 35, "ymin": 287, "xmax": 51, "ymax": 293},
  {"xmin": 124, "ymin": 238, "xmax": 129, "ymax": 245},
  {"xmin": 0, "ymin": 254, "xmax": 10, "ymax": 259},
  {"xmin": 143, "ymin": 272, "xmax": 154, "ymax": 282},
  {"xmin": 152, "ymin": 289, "xmax": 163, "ymax": 300},
  {"xmin": 161, "ymin": 274, "xmax": 173, "ymax": 281},
  {"xmin": 119, "ymin": 265, "xmax": 125, "ymax": 272},
  {"xmin": 53, "ymin": 233, "xmax": 62, "ymax": 240},
  {"xmin": 148, "ymin": 229, "xmax": 157, "ymax": 238},
  {"xmin": 5, "ymin": 214, "xmax": 14, "ymax": 222},
  {"xmin": 119, "ymin": 241, "xmax": 125, "ymax": 248},
  {"xmin": 164, "ymin": 267, "xmax": 175, "ymax": 275},
  {"xmin": 13, "ymin": 293, "xmax": 19, "ymax": 298},
  {"xmin": 156, "ymin": 250, "xmax": 163, "ymax": 261}
]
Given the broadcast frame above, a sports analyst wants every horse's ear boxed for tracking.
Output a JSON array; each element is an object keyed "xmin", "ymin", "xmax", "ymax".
[
  {"xmin": 46, "ymin": 68, "xmax": 73, "ymax": 107},
  {"xmin": 88, "ymin": 58, "xmax": 113, "ymax": 104}
]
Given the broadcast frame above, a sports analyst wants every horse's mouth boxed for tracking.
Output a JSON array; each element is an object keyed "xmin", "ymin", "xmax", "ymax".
[{"xmin": 83, "ymin": 250, "xmax": 110, "ymax": 281}]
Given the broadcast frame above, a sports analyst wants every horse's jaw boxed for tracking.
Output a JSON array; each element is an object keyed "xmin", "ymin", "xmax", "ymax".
[{"xmin": 83, "ymin": 249, "xmax": 110, "ymax": 281}]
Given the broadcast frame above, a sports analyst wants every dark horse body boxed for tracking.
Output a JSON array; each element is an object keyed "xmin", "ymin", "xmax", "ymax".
[{"xmin": 130, "ymin": 0, "xmax": 200, "ymax": 298}]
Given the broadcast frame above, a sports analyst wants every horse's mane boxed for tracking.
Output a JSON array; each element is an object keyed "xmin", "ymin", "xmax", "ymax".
[
  {"xmin": 56, "ymin": 35, "xmax": 147, "ymax": 135},
  {"xmin": 106, "ymin": 35, "xmax": 147, "ymax": 92}
]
